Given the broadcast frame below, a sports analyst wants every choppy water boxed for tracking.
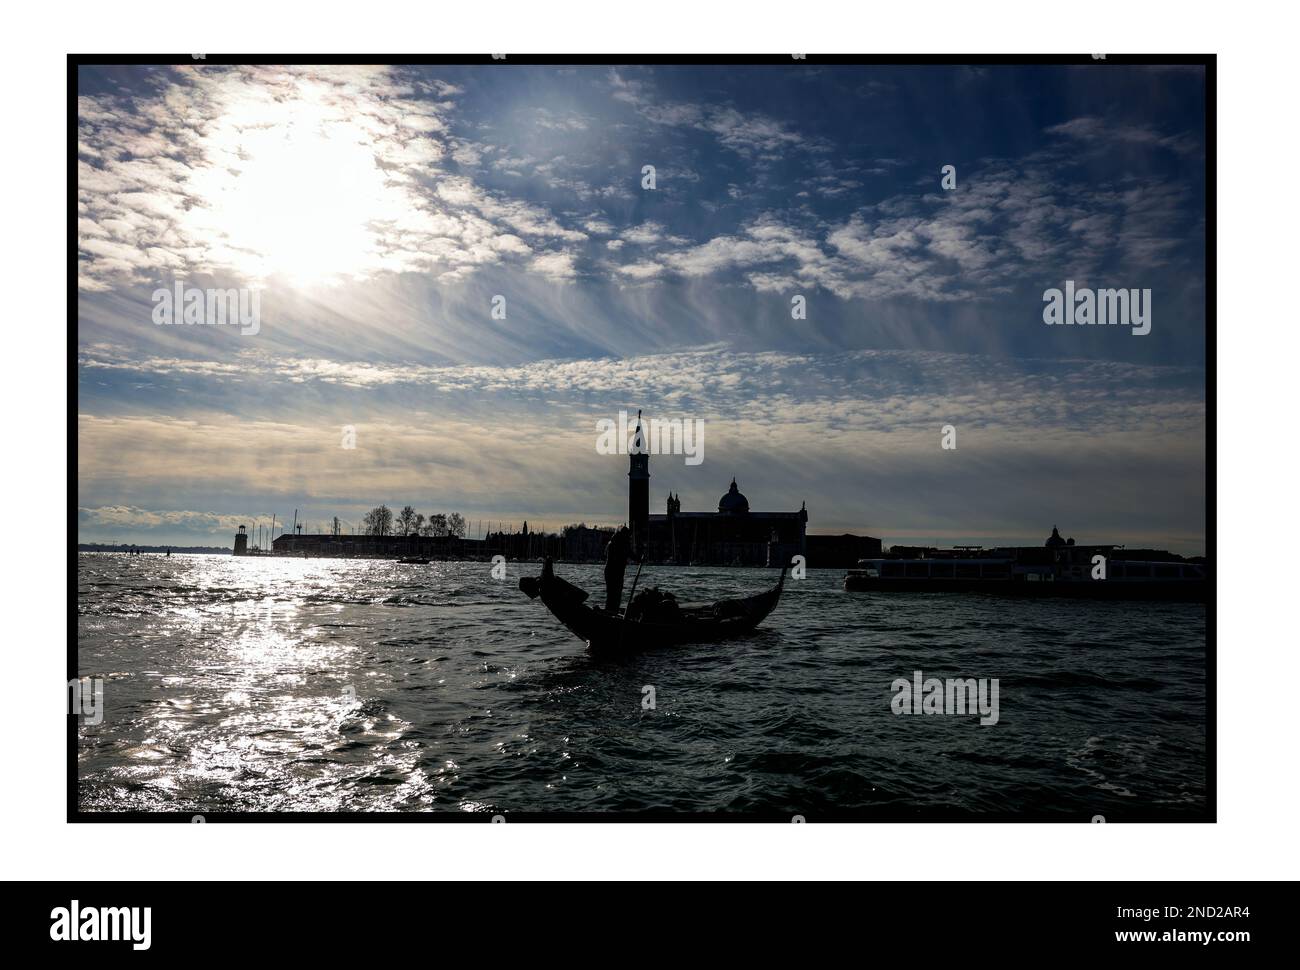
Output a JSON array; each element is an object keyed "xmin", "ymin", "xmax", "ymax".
[{"xmin": 76, "ymin": 553, "xmax": 1207, "ymax": 818}]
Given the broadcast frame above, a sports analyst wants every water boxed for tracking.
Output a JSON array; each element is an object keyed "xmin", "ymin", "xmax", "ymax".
[{"xmin": 76, "ymin": 553, "xmax": 1207, "ymax": 818}]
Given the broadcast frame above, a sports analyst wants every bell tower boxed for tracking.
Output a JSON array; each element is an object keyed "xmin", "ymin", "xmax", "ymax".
[{"xmin": 628, "ymin": 410, "xmax": 649, "ymax": 558}]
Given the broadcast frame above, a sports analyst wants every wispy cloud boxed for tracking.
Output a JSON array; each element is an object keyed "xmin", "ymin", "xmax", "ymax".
[
  {"xmin": 608, "ymin": 69, "xmax": 830, "ymax": 157},
  {"xmin": 78, "ymin": 65, "xmax": 584, "ymax": 290},
  {"xmin": 77, "ymin": 64, "xmax": 1208, "ymax": 550},
  {"xmin": 1045, "ymin": 116, "xmax": 1201, "ymax": 157}
]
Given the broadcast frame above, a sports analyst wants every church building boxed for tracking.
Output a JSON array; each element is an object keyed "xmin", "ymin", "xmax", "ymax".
[{"xmin": 626, "ymin": 414, "xmax": 808, "ymax": 566}]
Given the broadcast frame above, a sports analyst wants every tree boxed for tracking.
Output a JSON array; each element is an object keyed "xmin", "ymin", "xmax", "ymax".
[
  {"xmin": 421, "ymin": 513, "xmax": 447, "ymax": 537},
  {"xmin": 397, "ymin": 505, "xmax": 418, "ymax": 536},
  {"xmin": 362, "ymin": 505, "xmax": 393, "ymax": 536},
  {"xmin": 412, "ymin": 513, "xmax": 425, "ymax": 536},
  {"xmin": 447, "ymin": 512, "xmax": 466, "ymax": 538}
]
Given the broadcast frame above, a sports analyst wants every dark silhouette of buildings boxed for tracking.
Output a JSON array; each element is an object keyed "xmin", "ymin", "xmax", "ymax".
[
  {"xmin": 641, "ymin": 479, "xmax": 808, "ymax": 566},
  {"xmin": 255, "ymin": 525, "xmax": 586, "ymax": 562},
  {"xmin": 231, "ymin": 411, "xmax": 882, "ymax": 567},
  {"xmin": 1046, "ymin": 525, "xmax": 1075, "ymax": 549},
  {"xmin": 804, "ymin": 533, "xmax": 884, "ymax": 568},
  {"xmin": 622, "ymin": 412, "xmax": 878, "ymax": 567},
  {"xmin": 562, "ymin": 524, "xmax": 616, "ymax": 561}
]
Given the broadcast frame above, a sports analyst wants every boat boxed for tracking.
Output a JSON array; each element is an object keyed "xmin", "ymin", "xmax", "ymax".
[
  {"xmin": 520, "ymin": 557, "xmax": 787, "ymax": 657},
  {"xmin": 843, "ymin": 556, "xmax": 1207, "ymax": 602},
  {"xmin": 397, "ymin": 556, "xmax": 431, "ymax": 565}
]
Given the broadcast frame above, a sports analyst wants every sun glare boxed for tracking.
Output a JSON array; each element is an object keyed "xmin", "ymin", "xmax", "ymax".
[{"xmin": 183, "ymin": 83, "xmax": 407, "ymax": 287}]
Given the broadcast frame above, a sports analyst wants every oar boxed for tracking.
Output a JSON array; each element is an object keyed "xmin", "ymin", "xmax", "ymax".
[
  {"xmin": 617, "ymin": 556, "xmax": 645, "ymax": 653},
  {"xmin": 624, "ymin": 557, "xmax": 645, "ymax": 618}
]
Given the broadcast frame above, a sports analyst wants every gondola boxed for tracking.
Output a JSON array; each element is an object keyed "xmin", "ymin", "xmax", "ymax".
[{"xmin": 520, "ymin": 557, "xmax": 787, "ymax": 657}]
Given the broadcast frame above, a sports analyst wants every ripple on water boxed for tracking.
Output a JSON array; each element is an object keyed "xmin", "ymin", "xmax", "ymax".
[{"xmin": 76, "ymin": 555, "xmax": 1207, "ymax": 817}]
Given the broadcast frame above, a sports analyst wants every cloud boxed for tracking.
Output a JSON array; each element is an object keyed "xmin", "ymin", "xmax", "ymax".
[
  {"xmin": 76, "ymin": 66, "xmax": 1208, "ymax": 551},
  {"xmin": 78, "ymin": 66, "xmax": 1206, "ymax": 312},
  {"xmin": 78, "ymin": 505, "xmax": 249, "ymax": 536},
  {"xmin": 533, "ymin": 108, "xmax": 591, "ymax": 131},
  {"xmin": 619, "ymin": 221, "xmax": 689, "ymax": 247},
  {"xmin": 529, "ymin": 251, "xmax": 578, "ymax": 281},
  {"xmin": 77, "ymin": 65, "xmax": 586, "ymax": 290},
  {"xmin": 608, "ymin": 69, "xmax": 830, "ymax": 157},
  {"xmin": 80, "ymin": 343, "xmax": 1205, "ymax": 438},
  {"xmin": 608, "ymin": 157, "xmax": 1197, "ymax": 299},
  {"xmin": 75, "ymin": 345, "xmax": 1206, "ymax": 549},
  {"xmin": 1045, "ymin": 116, "xmax": 1201, "ymax": 156}
]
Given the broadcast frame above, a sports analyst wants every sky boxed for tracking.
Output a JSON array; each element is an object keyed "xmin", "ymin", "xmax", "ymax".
[{"xmin": 76, "ymin": 62, "xmax": 1207, "ymax": 553}]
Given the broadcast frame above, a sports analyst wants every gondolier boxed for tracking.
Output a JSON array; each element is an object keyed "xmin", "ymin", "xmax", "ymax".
[{"xmin": 603, "ymin": 525, "xmax": 636, "ymax": 613}]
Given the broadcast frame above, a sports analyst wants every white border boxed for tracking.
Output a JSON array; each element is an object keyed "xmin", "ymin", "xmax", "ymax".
[{"xmin": 6, "ymin": 0, "xmax": 1297, "ymax": 881}]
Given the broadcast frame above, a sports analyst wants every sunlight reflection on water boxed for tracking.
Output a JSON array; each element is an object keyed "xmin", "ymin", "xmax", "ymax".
[{"xmin": 78, "ymin": 553, "xmax": 1206, "ymax": 817}]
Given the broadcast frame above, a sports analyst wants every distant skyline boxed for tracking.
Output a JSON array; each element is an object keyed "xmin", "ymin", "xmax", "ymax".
[{"xmin": 77, "ymin": 63, "xmax": 1207, "ymax": 554}]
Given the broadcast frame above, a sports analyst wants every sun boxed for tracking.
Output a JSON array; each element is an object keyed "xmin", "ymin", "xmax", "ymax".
[{"xmin": 181, "ymin": 81, "xmax": 407, "ymax": 287}]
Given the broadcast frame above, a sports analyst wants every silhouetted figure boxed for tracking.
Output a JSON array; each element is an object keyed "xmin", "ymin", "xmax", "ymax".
[
  {"xmin": 604, "ymin": 525, "xmax": 634, "ymax": 613},
  {"xmin": 627, "ymin": 586, "xmax": 681, "ymax": 624}
]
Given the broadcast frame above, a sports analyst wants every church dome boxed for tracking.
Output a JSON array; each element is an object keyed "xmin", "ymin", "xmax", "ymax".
[{"xmin": 718, "ymin": 478, "xmax": 750, "ymax": 514}]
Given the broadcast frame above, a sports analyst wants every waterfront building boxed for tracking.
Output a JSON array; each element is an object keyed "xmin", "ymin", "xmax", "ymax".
[{"xmin": 625, "ymin": 413, "xmax": 878, "ymax": 567}]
